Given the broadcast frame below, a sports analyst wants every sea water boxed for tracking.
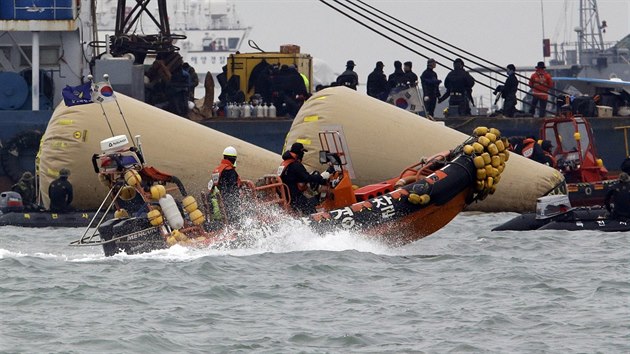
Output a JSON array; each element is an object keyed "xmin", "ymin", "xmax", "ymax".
[{"xmin": 1, "ymin": 212, "xmax": 628, "ymax": 353}]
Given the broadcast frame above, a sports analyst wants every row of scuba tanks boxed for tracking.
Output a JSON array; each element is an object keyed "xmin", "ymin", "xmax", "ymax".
[{"xmin": 223, "ymin": 102, "xmax": 277, "ymax": 118}]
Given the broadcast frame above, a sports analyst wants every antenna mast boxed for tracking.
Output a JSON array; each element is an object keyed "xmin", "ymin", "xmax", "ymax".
[{"xmin": 576, "ymin": 0, "xmax": 605, "ymax": 64}]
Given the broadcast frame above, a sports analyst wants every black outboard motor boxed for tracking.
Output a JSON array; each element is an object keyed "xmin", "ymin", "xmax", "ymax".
[{"xmin": 0, "ymin": 191, "xmax": 24, "ymax": 213}]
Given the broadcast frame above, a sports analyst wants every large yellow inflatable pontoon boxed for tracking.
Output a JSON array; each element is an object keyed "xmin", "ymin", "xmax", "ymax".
[
  {"xmin": 284, "ymin": 87, "xmax": 564, "ymax": 212},
  {"xmin": 38, "ymin": 94, "xmax": 279, "ymax": 209}
]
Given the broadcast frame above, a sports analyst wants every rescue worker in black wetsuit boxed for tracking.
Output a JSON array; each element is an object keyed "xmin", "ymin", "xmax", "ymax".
[
  {"xmin": 278, "ymin": 64, "xmax": 308, "ymax": 117},
  {"xmin": 540, "ymin": 140, "xmax": 557, "ymax": 168},
  {"xmin": 49, "ymin": 168, "xmax": 73, "ymax": 213},
  {"xmin": 420, "ymin": 58, "xmax": 441, "ymax": 118},
  {"xmin": 278, "ymin": 142, "xmax": 331, "ymax": 215},
  {"xmin": 604, "ymin": 172, "xmax": 630, "ymax": 220},
  {"xmin": 336, "ymin": 60, "xmax": 359, "ymax": 90},
  {"xmin": 494, "ymin": 64, "xmax": 519, "ymax": 117},
  {"xmin": 367, "ymin": 61, "xmax": 388, "ymax": 101},
  {"xmin": 387, "ymin": 60, "xmax": 405, "ymax": 91},
  {"xmin": 520, "ymin": 136, "xmax": 547, "ymax": 164},
  {"xmin": 12, "ymin": 171, "xmax": 36, "ymax": 210},
  {"xmin": 439, "ymin": 58, "xmax": 475, "ymax": 116},
  {"xmin": 210, "ymin": 146, "xmax": 241, "ymax": 223},
  {"xmin": 402, "ymin": 61, "xmax": 418, "ymax": 88}
]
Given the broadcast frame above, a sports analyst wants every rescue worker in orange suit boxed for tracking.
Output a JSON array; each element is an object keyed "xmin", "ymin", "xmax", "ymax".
[
  {"xmin": 211, "ymin": 146, "xmax": 241, "ymax": 222},
  {"xmin": 541, "ymin": 140, "xmax": 557, "ymax": 168},
  {"xmin": 279, "ymin": 142, "xmax": 332, "ymax": 215},
  {"xmin": 528, "ymin": 61, "xmax": 553, "ymax": 118},
  {"xmin": 604, "ymin": 172, "xmax": 630, "ymax": 220}
]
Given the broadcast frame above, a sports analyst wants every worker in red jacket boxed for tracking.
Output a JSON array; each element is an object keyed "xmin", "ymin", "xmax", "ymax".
[{"xmin": 528, "ymin": 61, "xmax": 553, "ymax": 118}]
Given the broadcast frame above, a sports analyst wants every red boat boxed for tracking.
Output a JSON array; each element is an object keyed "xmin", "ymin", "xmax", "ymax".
[
  {"xmin": 540, "ymin": 112, "xmax": 618, "ymax": 207},
  {"xmin": 71, "ymin": 127, "xmax": 509, "ymax": 256}
]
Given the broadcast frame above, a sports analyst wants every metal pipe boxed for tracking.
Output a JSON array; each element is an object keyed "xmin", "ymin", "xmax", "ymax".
[{"xmin": 32, "ymin": 31, "xmax": 40, "ymax": 111}]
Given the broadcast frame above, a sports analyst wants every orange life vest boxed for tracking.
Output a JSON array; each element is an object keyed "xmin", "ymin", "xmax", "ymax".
[
  {"xmin": 521, "ymin": 138, "xmax": 536, "ymax": 159},
  {"xmin": 211, "ymin": 159, "xmax": 241, "ymax": 188}
]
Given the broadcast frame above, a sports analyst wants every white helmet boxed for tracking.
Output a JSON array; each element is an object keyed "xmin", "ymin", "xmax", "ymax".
[{"xmin": 223, "ymin": 146, "xmax": 237, "ymax": 157}]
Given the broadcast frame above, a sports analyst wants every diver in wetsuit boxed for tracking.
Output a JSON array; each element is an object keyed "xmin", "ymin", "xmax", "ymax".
[
  {"xmin": 49, "ymin": 168, "xmax": 73, "ymax": 213},
  {"xmin": 278, "ymin": 142, "xmax": 331, "ymax": 215},
  {"xmin": 604, "ymin": 172, "xmax": 630, "ymax": 220}
]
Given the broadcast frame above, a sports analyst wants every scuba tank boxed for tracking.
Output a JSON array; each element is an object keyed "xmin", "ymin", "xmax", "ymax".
[
  {"xmin": 158, "ymin": 194, "xmax": 184, "ymax": 229},
  {"xmin": 245, "ymin": 102, "xmax": 253, "ymax": 117},
  {"xmin": 262, "ymin": 103, "xmax": 269, "ymax": 117},
  {"xmin": 256, "ymin": 103, "xmax": 264, "ymax": 118},
  {"xmin": 268, "ymin": 103, "xmax": 276, "ymax": 118}
]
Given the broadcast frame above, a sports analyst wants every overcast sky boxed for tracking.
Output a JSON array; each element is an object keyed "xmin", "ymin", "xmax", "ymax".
[{"xmin": 231, "ymin": 0, "xmax": 629, "ymax": 103}]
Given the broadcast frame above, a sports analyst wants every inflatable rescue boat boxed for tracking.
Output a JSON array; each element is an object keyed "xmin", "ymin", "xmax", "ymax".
[
  {"xmin": 492, "ymin": 195, "xmax": 629, "ymax": 232},
  {"xmin": 0, "ymin": 191, "xmax": 110, "ymax": 227},
  {"xmin": 71, "ymin": 126, "xmax": 510, "ymax": 256}
]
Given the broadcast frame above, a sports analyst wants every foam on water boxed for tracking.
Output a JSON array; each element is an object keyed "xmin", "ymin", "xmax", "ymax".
[{"xmin": 1, "ymin": 213, "xmax": 629, "ymax": 353}]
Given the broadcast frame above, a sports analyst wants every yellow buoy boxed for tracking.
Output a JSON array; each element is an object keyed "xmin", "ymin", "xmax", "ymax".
[
  {"xmin": 124, "ymin": 170, "xmax": 142, "ymax": 187},
  {"xmin": 487, "ymin": 143, "xmax": 499, "ymax": 156},
  {"xmin": 491, "ymin": 155, "xmax": 501, "ymax": 168},
  {"xmin": 596, "ymin": 159, "xmax": 604, "ymax": 167},
  {"xmin": 498, "ymin": 164, "xmax": 505, "ymax": 174},
  {"xmin": 494, "ymin": 175, "xmax": 501, "ymax": 185},
  {"xmin": 114, "ymin": 209, "xmax": 129, "ymax": 219},
  {"xmin": 166, "ymin": 236, "xmax": 177, "ymax": 246},
  {"xmin": 499, "ymin": 153, "xmax": 506, "ymax": 164},
  {"xmin": 574, "ymin": 132, "xmax": 581, "ymax": 141},
  {"xmin": 474, "ymin": 127, "xmax": 489, "ymax": 136},
  {"xmin": 485, "ymin": 165, "xmax": 495, "ymax": 177},
  {"xmin": 148, "ymin": 209, "xmax": 163, "ymax": 226},
  {"xmin": 474, "ymin": 156, "xmax": 486, "ymax": 169},
  {"xmin": 472, "ymin": 142, "xmax": 484, "ymax": 154},
  {"xmin": 172, "ymin": 230, "xmax": 188, "ymax": 242},
  {"xmin": 492, "ymin": 167, "xmax": 500, "ymax": 177},
  {"xmin": 481, "ymin": 152, "xmax": 491, "ymax": 165},
  {"xmin": 463, "ymin": 145, "xmax": 474, "ymax": 155},
  {"xmin": 189, "ymin": 209, "xmax": 205, "ymax": 225},
  {"xmin": 476, "ymin": 168, "xmax": 487, "ymax": 180},
  {"xmin": 504, "ymin": 150, "xmax": 510, "ymax": 161},
  {"xmin": 486, "ymin": 176, "xmax": 494, "ymax": 188},
  {"xmin": 495, "ymin": 139, "xmax": 505, "ymax": 152},
  {"xmin": 419, "ymin": 194, "xmax": 431, "ymax": 205},
  {"xmin": 475, "ymin": 180, "xmax": 485, "ymax": 191},
  {"xmin": 489, "ymin": 128, "xmax": 501, "ymax": 137},
  {"xmin": 485, "ymin": 132, "xmax": 497, "ymax": 143},
  {"xmin": 119, "ymin": 185, "xmax": 137, "ymax": 201},
  {"xmin": 478, "ymin": 136, "xmax": 491, "ymax": 147},
  {"xmin": 489, "ymin": 185, "xmax": 497, "ymax": 194},
  {"xmin": 150, "ymin": 184, "xmax": 166, "ymax": 200},
  {"xmin": 408, "ymin": 193, "xmax": 421, "ymax": 204},
  {"xmin": 182, "ymin": 196, "xmax": 198, "ymax": 213}
]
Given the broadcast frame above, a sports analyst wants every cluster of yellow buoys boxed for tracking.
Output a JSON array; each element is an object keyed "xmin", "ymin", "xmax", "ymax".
[
  {"xmin": 463, "ymin": 126, "xmax": 509, "ymax": 200},
  {"xmin": 147, "ymin": 185, "xmax": 207, "ymax": 245},
  {"xmin": 110, "ymin": 168, "xmax": 209, "ymax": 246}
]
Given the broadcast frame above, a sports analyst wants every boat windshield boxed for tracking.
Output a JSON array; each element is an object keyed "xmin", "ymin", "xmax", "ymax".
[{"xmin": 556, "ymin": 122, "xmax": 578, "ymax": 153}]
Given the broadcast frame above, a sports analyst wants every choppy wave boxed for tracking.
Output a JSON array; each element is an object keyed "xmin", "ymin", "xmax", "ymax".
[{"xmin": 1, "ymin": 213, "xmax": 629, "ymax": 353}]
